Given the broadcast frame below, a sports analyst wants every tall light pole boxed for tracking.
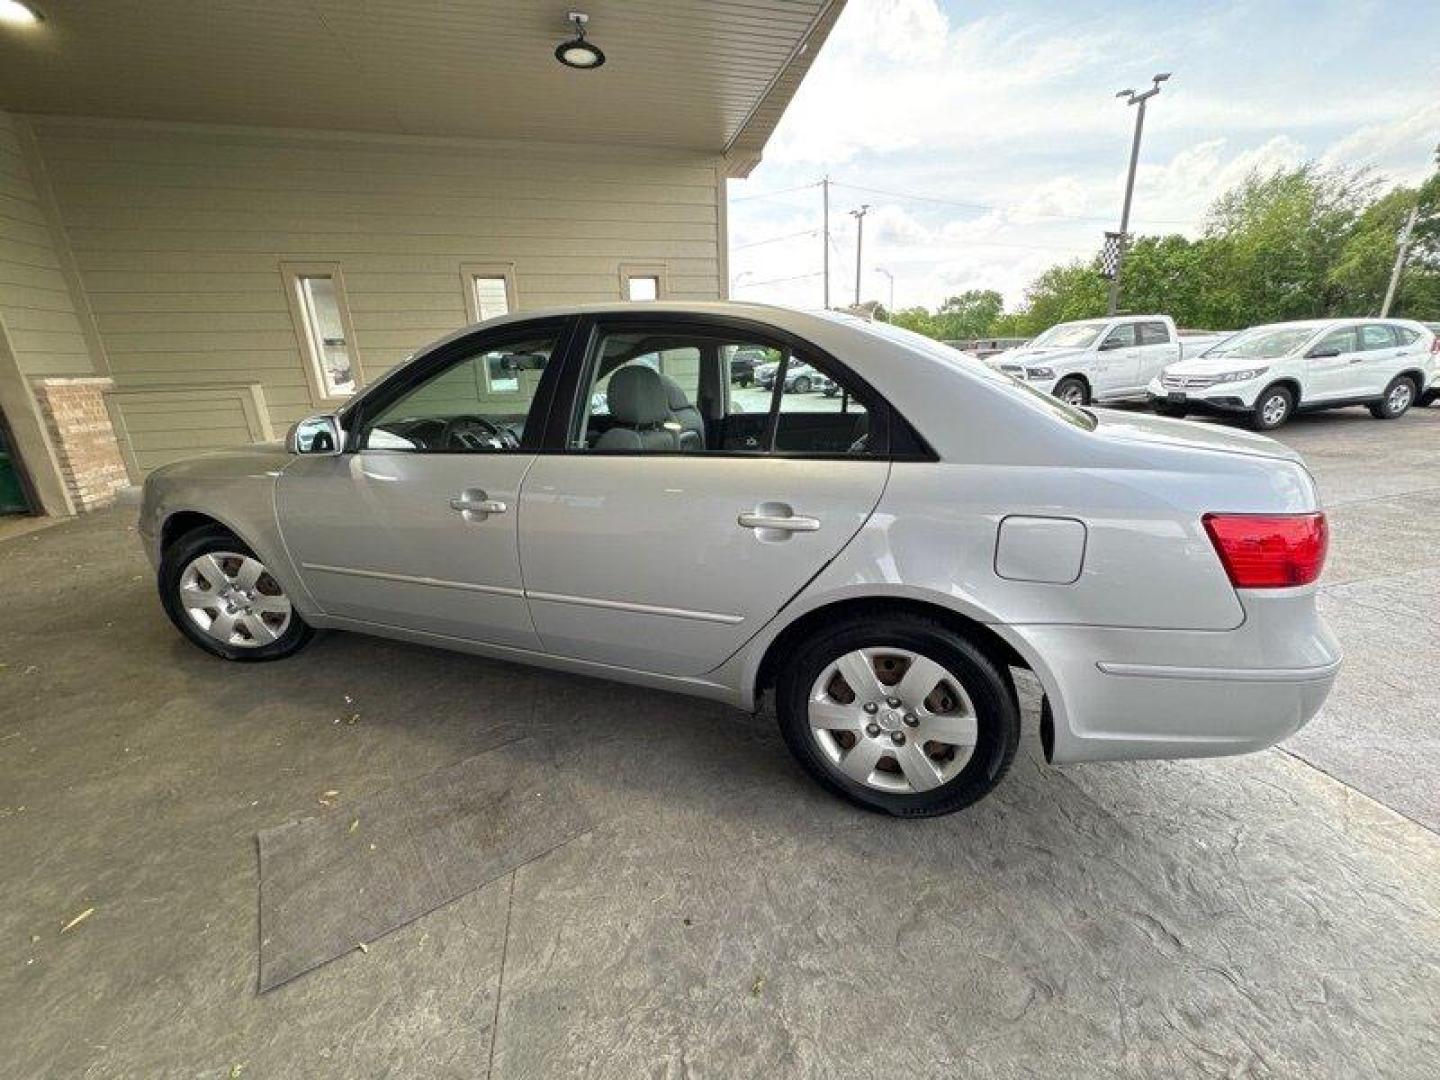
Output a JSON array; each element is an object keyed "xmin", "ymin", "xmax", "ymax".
[
  {"xmin": 850, "ymin": 204, "xmax": 870, "ymax": 306},
  {"xmin": 1107, "ymin": 72, "xmax": 1170, "ymax": 316},
  {"xmin": 822, "ymin": 175, "xmax": 831, "ymax": 309},
  {"xmin": 876, "ymin": 266, "xmax": 895, "ymax": 311}
]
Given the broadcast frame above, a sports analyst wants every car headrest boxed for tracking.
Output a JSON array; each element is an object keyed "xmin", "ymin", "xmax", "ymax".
[
  {"xmin": 607, "ymin": 365, "xmax": 670, "ymax": 426},
  {"xmin": 657, "ymin": 372, "xmax": 694, "ymax": 412}
]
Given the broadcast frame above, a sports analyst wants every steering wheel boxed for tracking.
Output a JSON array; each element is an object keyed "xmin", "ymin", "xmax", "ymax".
[{"xmin": 440, "ymin": 415, "xmax": 518, "ymax": 452}]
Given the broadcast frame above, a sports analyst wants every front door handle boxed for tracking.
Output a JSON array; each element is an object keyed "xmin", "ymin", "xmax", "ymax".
[
  {"xmin": 450, "ymin": 489, "xmax": 507, "ymax": 520},
  {"xmin": 738, "ymin": 511, "xmax": 820, "ymax": 532}
]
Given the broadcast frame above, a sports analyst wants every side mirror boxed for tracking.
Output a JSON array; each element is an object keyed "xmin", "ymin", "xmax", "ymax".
[
  {"xmin": 1307, "ymin": 346, "xmax": 1341, "ymax": 359},
  {"xmin": 286, "ymin": 413, "xmax": 345, "ymax": 455}
]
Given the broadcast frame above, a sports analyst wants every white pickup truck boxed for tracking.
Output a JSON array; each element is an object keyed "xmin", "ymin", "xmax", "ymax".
[{"xmin": 991, "ymin": 315, "xmax": 1220, "ymax": 406}]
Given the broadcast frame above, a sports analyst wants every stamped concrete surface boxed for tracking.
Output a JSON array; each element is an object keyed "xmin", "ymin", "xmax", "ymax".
[{"xmin": 2, "ymin": 406, "xmax": 1439, "ymax": 1078}]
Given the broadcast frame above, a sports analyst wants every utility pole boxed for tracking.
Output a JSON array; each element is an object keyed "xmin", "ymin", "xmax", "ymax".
[
  {"xmin": 876, "ymin": 266, "xmax": 895, "ymax": 311},
  {"xmin": 850, "ymin": 204, "xmax": 870, "ymax": 306},
  {"xmin": 1107, "ymin": 73, "xmax": 1170, "ymax": 316},
  {"xmin": 821, "ymin": 176, "xmax": 831, "ymax": 309},
  {"xmin": 1380, "ymin": 205, "xmax": 1419, "ymax": 317}
]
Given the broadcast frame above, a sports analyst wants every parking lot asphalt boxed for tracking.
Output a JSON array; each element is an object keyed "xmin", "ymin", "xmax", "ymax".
[{"xmin": 2, "ymin": 405, "xmax": 1439, "ymax": 1078}]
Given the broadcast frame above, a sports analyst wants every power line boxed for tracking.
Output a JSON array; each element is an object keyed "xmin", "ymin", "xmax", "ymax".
[
  {"xmin": 730, "ymin": 181, "xmax": 821, "ymax": 203},
  {"xmin": 829, "ymin": 179, "xmax": 1196, "ymax": 228},
  {"xmin": 735, "ymin": 270, "xmax": 824, "ymax": 289},
  {"xmin": 733, "ymin": 228, "xmax": 819, "ymax": 250}
]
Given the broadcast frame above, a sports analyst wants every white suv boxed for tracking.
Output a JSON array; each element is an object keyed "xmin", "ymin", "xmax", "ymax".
[{"xmin": 1148, "ymin": 318, "xmax": 1437, "ymax": 430}]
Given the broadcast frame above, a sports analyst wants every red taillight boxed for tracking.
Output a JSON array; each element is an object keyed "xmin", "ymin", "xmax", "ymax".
[
  {"xmin": 1430, "ymin": 336, "xmax": 1440, "ymax": 355},
  {"xmin": 1202, "ymin": 513, "xmax": 1328, "ymax": 588}
]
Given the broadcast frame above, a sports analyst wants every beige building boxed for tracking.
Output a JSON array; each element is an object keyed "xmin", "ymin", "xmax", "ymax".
[{"xmin": 0, "ymin": 0, "xmax": 843, "ymax": 518}]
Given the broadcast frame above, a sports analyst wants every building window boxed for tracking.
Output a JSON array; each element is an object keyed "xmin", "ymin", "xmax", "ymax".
[
  {"xmin": 628, "ymin": 276, "xmax": 659, "ymax": 301},
  {"xmin": 460, "ymin": 263, "xmax": 517, "ymax": 325},
  {"xmin": 282, "ymin": 263, "xmax": 363, "ymax": 406},
  {"xmin": 620, "ymin": 264, "xmax": 667, "ymax": 302}
]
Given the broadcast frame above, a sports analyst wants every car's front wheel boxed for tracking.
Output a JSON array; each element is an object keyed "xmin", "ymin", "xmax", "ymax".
[
  {"xmin": 1052, "ymin": 376, "xmax": 1088, "ymax": 407},
  {"xmin": 775, "ymin": 614, "xmax": 1020, "ymax": 817},
  {"xmin": 1153, "ymin": 402, "xmax": 1187, "ymax": 419},
  {"xmin": 1369, "ymin": 375, "xmax": 1416, "ymax": 420},
  {"xmin": 1250, "ymin": 385, "xmax": 1293, "ymax": 430},
  {"xmin": 159, "ymin": 525, "xmax": 315, "ymax": 662},
  {"xmin": 792, "ymin": 375, "xmax": 813, "ymax": 394}
]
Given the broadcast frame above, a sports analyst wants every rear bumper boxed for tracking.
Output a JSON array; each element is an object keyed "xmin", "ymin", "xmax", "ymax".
[{"xmin": 999, "ymin": 588, "xmax": 1341, "ymax": 764}]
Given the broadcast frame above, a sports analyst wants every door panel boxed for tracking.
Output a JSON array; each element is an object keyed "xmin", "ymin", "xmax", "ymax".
[
  {"xmin": 1307, "ymin": 327, "xmax": 1360, "ymax": 400},
  {"xmin": 1353, "ymin": 324, "xmax": 1402, "ymax": 396},
  {"xmin": 519, "ymin": 456, "xmax": 889, "ymax": 675},
  {"xmin": 278, "ymin": 452, "xmax": 538, "ymax": 647},
  {"xmin": 1095, "ymin": 325, "xmax": 1140, "ymax": 395}
]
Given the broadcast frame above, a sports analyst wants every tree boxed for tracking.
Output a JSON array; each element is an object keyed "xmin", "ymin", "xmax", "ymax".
[{"xmin": 884, "ymin": 157, "xmax": 1440, "ymax": 345}]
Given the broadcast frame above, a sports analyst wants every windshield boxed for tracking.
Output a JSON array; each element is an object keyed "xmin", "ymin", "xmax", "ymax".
[
  {"xmin": 1029, "ymin": 321, "xmax": 1107, "ymax": 349},
  {"xmin": 850, "ymin": 317, "xmax": 1097, "ymax": 432},
  {"xmin": 1205, "ymin": 326, "xmax": 1316, "ymax": 360}
]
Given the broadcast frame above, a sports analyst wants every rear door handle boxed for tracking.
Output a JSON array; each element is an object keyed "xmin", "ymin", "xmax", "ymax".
[{"xmin": 738, "ymin": 512, "xmax": 820, "ymax": 532}]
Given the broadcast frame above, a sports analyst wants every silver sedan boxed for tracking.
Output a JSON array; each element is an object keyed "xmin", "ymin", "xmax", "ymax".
[{"xmin": 140, "ymin": 303, "xmax": 1340, "ymax": 816}]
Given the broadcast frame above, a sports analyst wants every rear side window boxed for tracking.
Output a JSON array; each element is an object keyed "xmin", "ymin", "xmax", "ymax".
[
  {"xmin": 1395, "ymin": 327, "xmax": 1421, "ymax": 346},
  {"xmin": 567, "ymin": 325, "xmax": 883, "ymax": 458},
  {"xmin": 1138, "ymin": 321, "xmax": 1171, "ymax": 345},
  {"xmin": 1359, "ymin": 324, "xmax": 1397, "ymax": 350}
]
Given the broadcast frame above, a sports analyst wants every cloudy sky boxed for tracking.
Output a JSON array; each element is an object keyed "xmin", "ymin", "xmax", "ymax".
[{"xmin": 727, "ymin": 0, "xmax": 1440, "ymax": 312}]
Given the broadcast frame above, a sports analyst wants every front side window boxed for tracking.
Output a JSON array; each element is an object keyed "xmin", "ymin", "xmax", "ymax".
[
  {"xmin": 569, "ymin": 327, "xmax": 878, "ymax": 456},
  {"xmin": 1312, "ymin": 327, "xmax": 1358, "ymax": 356},
  {"xmin": 362, "ymin": 332, "xmax": 557, "ymax": 452},
  {"xmin": 1103, "ymin": 324, "xmax": 1138, "ymax": 349}
]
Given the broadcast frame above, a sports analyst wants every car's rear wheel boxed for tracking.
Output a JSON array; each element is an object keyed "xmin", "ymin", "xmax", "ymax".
[
  {"xmin": 1369, "ymin": 375, "xmax": 1416, "ymax": 420},
  {"xmin": 159, "ymin": 525, "xmax": 314, "ymax": 662},
  {"xmin": 1250, "ymin": 385, "xmax": 1293, "ymax": 430},
  {"xmin": 1052, "ymin": 376, "xmax": 1088, "ymax": 407},
  {"xmin": 775, "ymin": 615, "xmax": 1020, "ymax": 817}
]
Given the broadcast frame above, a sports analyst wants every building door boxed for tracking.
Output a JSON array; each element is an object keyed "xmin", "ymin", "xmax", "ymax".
[{"xmin": 0, "ymin": 408, "xmax": 34, "ymax": 515}]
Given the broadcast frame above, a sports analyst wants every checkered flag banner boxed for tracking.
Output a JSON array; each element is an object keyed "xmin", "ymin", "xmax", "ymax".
[{"xmin": 1098, "ymin": 231, "xmax": 1129, "ymax": 280}]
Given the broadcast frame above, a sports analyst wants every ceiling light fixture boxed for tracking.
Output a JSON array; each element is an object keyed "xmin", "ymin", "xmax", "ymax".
[
  {"xmin": 0, "ymin": 1, "xmax": 41, "ymax": 27},
  {"xmin": 555, "ymin": 11, "xmax": 605, "ymax": 70}
]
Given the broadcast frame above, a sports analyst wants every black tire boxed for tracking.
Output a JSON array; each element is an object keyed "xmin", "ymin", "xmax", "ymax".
[
  {"xmin": 1249, "ymin": 384, "xmax": 1294, "ymax": 431},
  {"xmin": 792, "ymin": 375, "xmax": 813, "ymax": 394},
  {"xmin": 159, "ymin": 525, "xmax": 315, "ymax": 662},
  {"xmin": 1052, "ymin": 376, "xmax": 1089, "ymax": 407},
  {"xmin": 1153, "ymin": 402, "xmax": 1188, "ymax": 419},
  {"xmin": 1419, "ymin": 389, "xmax": 1437, "ymax": 408},
  {"xmin": 1369, "ymin": 375, "xmax": 1416, "ymax": 420},
  {"xmin": 775, "ymin": 614, "xmax": 1020, "ymax": 817}
]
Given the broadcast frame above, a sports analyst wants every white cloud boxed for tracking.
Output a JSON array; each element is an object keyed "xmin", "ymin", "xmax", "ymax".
[{"xmin": 730, "ymin": 0, "xmax": 1440, "ymax": 312}]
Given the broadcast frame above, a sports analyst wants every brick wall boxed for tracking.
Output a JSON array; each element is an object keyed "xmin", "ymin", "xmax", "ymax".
[{"xmin": 31, "ymin": 378, "xmax": 130, "ymax": 512}]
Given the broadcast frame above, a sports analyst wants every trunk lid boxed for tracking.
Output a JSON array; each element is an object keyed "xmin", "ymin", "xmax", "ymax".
[{"xmin": 1088, "ymin": 407, "xmax": 1303, "ymax": 464}]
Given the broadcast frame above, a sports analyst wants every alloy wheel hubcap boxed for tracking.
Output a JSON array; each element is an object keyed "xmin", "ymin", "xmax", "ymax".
[
  {"xmin": 179, "ymin": 551, "xmax": 291, "ymax": 647},
  {"xmin": 807, "ymin": 647, "xmax": 978, "ymax": 794},
  {"xmin": 1262, "ymin": 395, "xmax": 1287, "ymax": 425},
  {"xmin": 1059, "ymin": 386, "xmax": 1085, "ymax": 405},
  {"xmin": 1390, "ymin": 384, "xmax": 1412, "ymax": 411}
]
